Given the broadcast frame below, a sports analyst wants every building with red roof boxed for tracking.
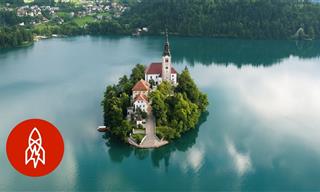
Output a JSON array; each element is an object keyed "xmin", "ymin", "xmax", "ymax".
[
  {"xmin": 133, "ymin": 93, "xmax": 149, "ymax": 113},
  {"xmin": 144, "ymin": 31, "xmax": 178, "ymax": 85},
  {"xmin": 132, "ymin": 79, "xmax": 150, "ymax": 99}
]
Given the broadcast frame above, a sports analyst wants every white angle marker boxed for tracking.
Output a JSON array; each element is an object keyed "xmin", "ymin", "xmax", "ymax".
[{"xmin": 25, "ymin": 127, "xmax": 46, "ymax": 168}]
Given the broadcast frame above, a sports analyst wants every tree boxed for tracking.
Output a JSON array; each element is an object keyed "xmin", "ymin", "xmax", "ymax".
[
  {"xmin": 130, "ymin": 64, "xmax": 145, "ymax": 84},
  {"xmin": 176, "ymin": 68, "xmax": 209, "ymax": 113},
  {"xmin": 156, "ymin": 126, "xmax": 177, "ymax": 140},
  {"xmin": 176, "ymin": 68, "xmax": 200, "ymax": 103},
  {"xmin": 135, "ymin": 107, "xmax": 147, "ymax": 119},
  {"xmin": 118, "ymin": 75, "xmax": 132, "ymax": 96},
  {"xmin": 113, "ymin": 120, "xmax": 133, "ymax": 141},
  {"xmin": 157, "ymin": 81, "xmax": 173, "ymax": 97},
  {"xmin": 149, "ymin": 90, "xmax": 168, "ymax": 126},
  {"xmin": 149, "ymin": 79, "xmax": 156, "ymax": 88}
]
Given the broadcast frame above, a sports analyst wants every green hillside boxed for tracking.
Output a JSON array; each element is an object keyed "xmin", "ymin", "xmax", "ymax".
[{"xmin": 121, "ymin": 0, "xmax": 320, "ymax": 39}]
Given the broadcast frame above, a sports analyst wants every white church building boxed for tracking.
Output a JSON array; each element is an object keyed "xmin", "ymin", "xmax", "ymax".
[
  {"xmin": 145, "ymin": 31, "xmax": 177, "ymax": 85},
  {"xmin": 130, "ymin": 31, "xmax": 178, "ymax": 118}
]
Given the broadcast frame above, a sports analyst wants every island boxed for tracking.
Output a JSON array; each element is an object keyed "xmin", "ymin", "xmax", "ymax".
[{"xmin": 102, "ymin": 31, "xmax": 209, "ymax": 148}]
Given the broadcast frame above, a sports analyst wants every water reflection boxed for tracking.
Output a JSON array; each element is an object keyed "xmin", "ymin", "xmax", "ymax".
[
  {"xmin": 105, "ymin": 112, "xmax": 209, "ymax": 168},
  {"xmin": 105, "ymin": 136, "xmax": 133, "ymax": 163},
  {"xmin": 1, "ymin": 36, "xmax": 320, "ymax": 190},
  {"xmin": 226, "ymin": 138, "xmax": 252, "ymax": 176},
  {"xmin": 171, "ymin": 38, "xmax": 320, "ymax": 67}
]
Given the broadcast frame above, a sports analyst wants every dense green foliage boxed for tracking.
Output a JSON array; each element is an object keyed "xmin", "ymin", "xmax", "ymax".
[
  {"xmin": 0, "ymin": 10, "xmax": 33, "ymax": 48},
  {"xmin": 151, "ymin": 68, "xmax": 209, "ymax": 140},
  {"xmin": 3, "ymin": 0, "xmax": 320, "ymax": 48},
  {"xmin": 0, "ymin": 10, "xmax": 20, "ymax": 26},
  {"xmin": 102, "ymin": 64, "xmax": 208, "ymax": 142},
  {"xmin": 122, "ymin": 0, "xmax": 320, "ymax": 39},
  {"xmin": 0, "ymin": 27, "xmax": 33, "ymax": 48},
  {"xmin": 102, "ymin": 64, "xmax": 145, "ymax": 141}
]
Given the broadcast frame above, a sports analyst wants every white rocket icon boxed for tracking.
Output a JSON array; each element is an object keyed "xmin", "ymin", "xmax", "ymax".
[{"xmin": 25, "ymin": 127, "xmax": 45, "ymax": 168}]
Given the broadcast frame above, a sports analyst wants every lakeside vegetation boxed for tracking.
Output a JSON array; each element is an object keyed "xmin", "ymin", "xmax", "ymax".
[
  {"xmin": 0, "ymin": 27, "xmax": 33, "ymax": 48},
  {"xmin": 102, "ymin": 64, "xmax": 145, "ymax": 142},
  {"xmin": 1, "ymin": 0, "xmax": 320, "ymax": 48}
]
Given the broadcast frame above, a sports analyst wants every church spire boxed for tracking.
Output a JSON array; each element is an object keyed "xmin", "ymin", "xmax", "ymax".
[{"xmin": 163, "ymin": 28, "xmax": 171, "ymax": 56}]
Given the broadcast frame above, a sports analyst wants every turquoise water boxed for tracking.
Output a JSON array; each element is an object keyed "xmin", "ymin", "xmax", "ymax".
[{"xmin": 0, "ymin": 36, "xmax": 320, "ymax": 191}]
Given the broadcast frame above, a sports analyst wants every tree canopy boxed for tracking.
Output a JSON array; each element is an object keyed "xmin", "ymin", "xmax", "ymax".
[
  {"xmin": 102, "ymin": 64, "xmax": 145, "ymax": 141},
  {"xmin": 121, "ymin": 0, "xmax": 320, "ymax": 39},
  {"xmin": 150, "ymin": 68, "xmax": 209, "ymax": 140},
  {"xmin": 0, "ymin": 27, "xmax": 33, "ymax": 48}
]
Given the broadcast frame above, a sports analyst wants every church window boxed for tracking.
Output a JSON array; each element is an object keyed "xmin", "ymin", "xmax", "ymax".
[{"xmin": 165, "ymin": 58, "xmax": 169, "ymax": 62}]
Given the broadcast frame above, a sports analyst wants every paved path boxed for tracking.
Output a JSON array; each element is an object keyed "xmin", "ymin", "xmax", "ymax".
[{"xmin": 128, "ymin": 114, "xmax": 168, "ymax": 148}]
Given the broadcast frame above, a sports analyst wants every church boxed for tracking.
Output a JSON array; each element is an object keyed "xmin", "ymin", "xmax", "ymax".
[
  {"xmin": 144, "ymin": 31, "xmax": 178, "ymax": 85},
  {"xmin": 130, "ymin": 31, "xmax": 177, "ymax": 114}
]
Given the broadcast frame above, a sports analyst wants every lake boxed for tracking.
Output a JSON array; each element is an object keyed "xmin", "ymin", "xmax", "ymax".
[{"xmin": 0, "ymin": 36, "xmax": 320, "ymax": 191}]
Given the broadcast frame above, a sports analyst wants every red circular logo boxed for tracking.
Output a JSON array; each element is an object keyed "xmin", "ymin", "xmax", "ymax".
[{"xmin": 6, "ymin": 119, "xmax": 64, "ymax": 177}]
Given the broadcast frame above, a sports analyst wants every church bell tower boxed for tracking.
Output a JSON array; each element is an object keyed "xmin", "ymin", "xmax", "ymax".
[{"xmin": 162, "ymin": 29, "xmax": 172, "ymax": 81}]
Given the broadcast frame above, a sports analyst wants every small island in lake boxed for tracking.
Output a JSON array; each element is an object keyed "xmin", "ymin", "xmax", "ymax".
[{"xmin": 102, "ymin": 31, "xmax": 209, "ymax": 148}]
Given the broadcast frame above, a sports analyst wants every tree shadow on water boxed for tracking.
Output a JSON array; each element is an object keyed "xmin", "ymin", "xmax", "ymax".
[
  {"xmin": 104, "ymin": 134, "xmax": 133, "ymax": 163},
  {"xmin": 172, "ymin": 38, "xmax": 320, "ymax": 67},
  {"xmin": 150, "ymin": 111, "xmax": 209, "ymax": 169},
  {"xmin": 104, "ymin": 111, "xmax": 210, "ymax": 169},
  {"xmin": 104, "ymin": 134, "xmax": 151, "ymax": 163}
]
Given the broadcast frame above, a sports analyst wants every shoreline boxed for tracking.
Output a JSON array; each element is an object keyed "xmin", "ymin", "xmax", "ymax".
[{"xmin": 2, "ymin": 33, "xmax": 318, "ymax": 50}]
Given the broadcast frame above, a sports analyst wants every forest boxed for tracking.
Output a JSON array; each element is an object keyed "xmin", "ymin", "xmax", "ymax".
[
  {"xmin": 121, "ymin": 0, "xmax": 320, "ymax": 39},
  {"xmin": 0, "ymin": 27, "xmax": 33, "ymax": 48}
]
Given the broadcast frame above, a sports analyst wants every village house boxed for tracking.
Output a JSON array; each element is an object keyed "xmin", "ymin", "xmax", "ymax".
[
  {"xmin": 132, "ymin": 79, "xmax": 150, "ymax": 99},
  {"xmin": 133, "ymin": 93, "xmax": 149, "ymax": 113}
]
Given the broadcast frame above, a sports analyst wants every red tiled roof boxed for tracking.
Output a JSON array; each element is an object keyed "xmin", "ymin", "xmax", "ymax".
[
  {"xmin": 134, "ymin": 93, "xmax": 148, "ymax": 102},
  {"xmin": 145, "ymin": 62, "xmax": 177, "ymax": 75},
  {"xmin": 132, "ymin": 79, "xmax": 150, "ymax": 91},
  {"xmin": 171, "ymin": 67, "xmax": 177, "ymax": 74}
]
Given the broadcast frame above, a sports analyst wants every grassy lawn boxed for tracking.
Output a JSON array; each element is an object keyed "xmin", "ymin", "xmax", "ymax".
[
  {"xmin": 33, "ymin": 23, "xmax": 60, "ymax": 35},
  {"xmin": 72, "ymin": 16, "xmax": 95, "ymax": 27},
  {"xmin": 57, "ymin": 12, "xmax": 70, "ymax": 19}
]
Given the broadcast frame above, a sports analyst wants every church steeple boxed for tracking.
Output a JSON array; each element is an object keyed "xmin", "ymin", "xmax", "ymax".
[
  {"xmin": 163, "ymin": 29, "xmax": 171, "ymax": 56},
  {"xmin": 161, "ymin": 28, "xmax": 172, "ymax": 82}
]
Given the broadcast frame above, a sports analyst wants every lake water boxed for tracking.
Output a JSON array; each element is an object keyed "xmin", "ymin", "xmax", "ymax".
[{"xmin": 0, "ymin": 36, "xmax": 320, "ymax": 191}]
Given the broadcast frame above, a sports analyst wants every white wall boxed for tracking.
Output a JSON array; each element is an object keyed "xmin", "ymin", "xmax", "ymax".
[
  {"xmin": 146, "ymin": 74, "xmax": 162, "ymax": 85},
  {"xmin": 171, "ymin": 73, "xmax": 177, "ymax": 85},
  {"xmin": 134, "ymin": 100, "xmax": 148, "ymax": 112}
]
